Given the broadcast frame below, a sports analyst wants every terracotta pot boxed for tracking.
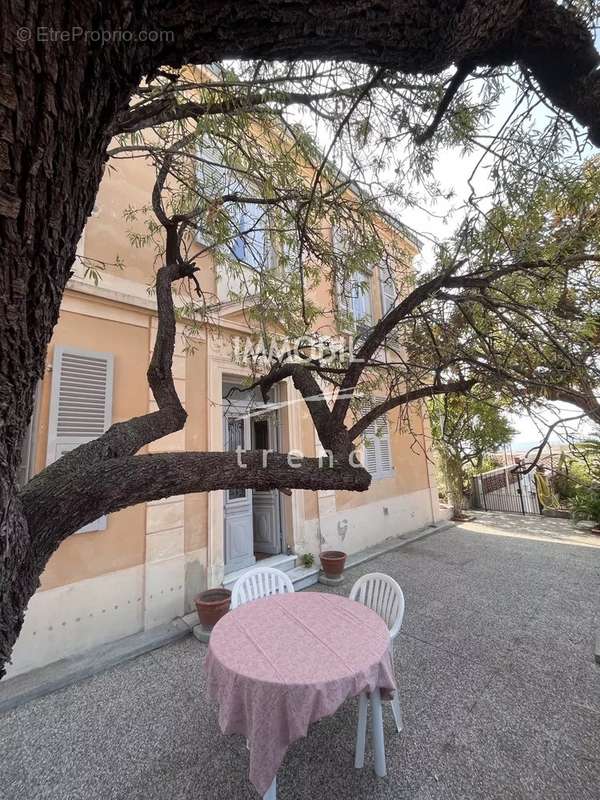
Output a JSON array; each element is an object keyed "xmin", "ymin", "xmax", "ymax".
[
  {"xmin": 319, "ymin": 550, "xmax": 347, "ymax": 578},
  {"xmin": 194, "ymin": 588, "xmax": 231, "ymax": 629}
]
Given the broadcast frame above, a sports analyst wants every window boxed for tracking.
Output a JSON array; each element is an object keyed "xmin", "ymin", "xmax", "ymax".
[
  {"xmin": 363, "ymin": 411, "xmax": 394, "ymax": 479},
  {"xmin": 332, "ymin": 225, "xmax": 372, "ymax": 326},
  {"xmin": 350, "ymin": 271, "xmax": 372, "ymax": 323},
  {"xmin": 196, "ymin": 137, "xmax": 272, "ymax": 270},
  {"xmin": 226, "ymin": 417, "xmax": 246, "ymax": 501},
  {"xmin": 230, "ymin": 201, "xmax": 269, "ymax": 270},
  {"xmin": 47, "ymin": 346, "xmax": 114, "ymax": 532},
  {"xmin": 380, "ymin": 262, "xmax": 397, "ymax": 315}
]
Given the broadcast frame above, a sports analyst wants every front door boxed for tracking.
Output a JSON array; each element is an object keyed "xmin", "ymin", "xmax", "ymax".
[
  {"xmin": 252, "ymin": 413, "xmax": 282, "ymax": 555},
  {"xmin": 223, "ymin": 410, "xmax": 255, "ymax": 573}
]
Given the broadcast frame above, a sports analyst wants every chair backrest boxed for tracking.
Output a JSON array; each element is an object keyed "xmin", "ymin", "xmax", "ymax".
[
  {"xmin": 349, "ymin": 572, "xmax": 405, "ymax": 639},
  {"xmin": 231, "ymin": 566, "xmax": 295, "ymax": 609}
]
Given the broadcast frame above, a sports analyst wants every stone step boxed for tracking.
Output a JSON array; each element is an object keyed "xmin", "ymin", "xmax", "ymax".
[
  {"xmin": 286, "ymin": 565, "xmax": 319, "ymax": 591},
  {"xmin": 222, "ymin": 553, "xmax": 297, "ymax": 590}
]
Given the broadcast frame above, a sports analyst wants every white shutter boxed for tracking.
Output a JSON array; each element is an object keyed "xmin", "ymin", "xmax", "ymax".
[
  {"xmin": 363, "ymin": 419, "xmax": 379, "ymax": 474},
  {"xmin": 332, "ymin": 225, "xmax": 351, "ymax": 316},
  {"xmin": 47, "ymin": 346, "xmax": 114, "ymax": 532},
  {"xmin": 196, "ymin": 137, "xmax": 233, "ymax": 245},
  {"xmin": 380, "ymin": 263, "xmax": 397, "ymax": 315},
  {"xmin": 377, "ymin": 417, "xmax": 393, "ymax": 474},
  {"xmin": 362, "ymin": 408, "xmax": 393, "ymax": 478}
]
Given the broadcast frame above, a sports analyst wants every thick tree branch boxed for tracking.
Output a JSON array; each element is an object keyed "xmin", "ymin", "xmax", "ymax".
[
  {"xmin": 24, "ymin": 159, "xmax": 194, "ymax": 497},
  {"xmin": 113, "ymin": 84, "xmax": 374, "ymax": 135},
  {"xmin": 414, "ymin": 63, "xmax": 471, "ymax": 145},
  {"xmin": 145, "ymin": 0, "xmax": 600, "ymax": 144},
  {"xmin": 348, "ymin": 379, "xmax": 476, "ymax": 439},
  {"xmin": 22, "ymin": 451, "xmax": 371, "ymax": 549},
  {"xmin": 252, "ymin": 362, "xmax": 354, "ymax": 456}
]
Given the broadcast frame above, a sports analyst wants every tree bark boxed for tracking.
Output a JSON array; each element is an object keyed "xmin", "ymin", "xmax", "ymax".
[{"xmin": 21, "ymin": 451, "xmax": 371, "ymax": 556}]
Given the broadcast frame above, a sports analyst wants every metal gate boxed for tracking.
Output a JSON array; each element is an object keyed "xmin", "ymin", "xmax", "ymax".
[{"xmin": 471, "ymin": 466, "xmax": 541, "ymax": 515}]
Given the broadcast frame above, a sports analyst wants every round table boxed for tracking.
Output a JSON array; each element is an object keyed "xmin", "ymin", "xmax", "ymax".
[{"xmin": 205, "ymin": 591, "xmax": 396, "ymax": 798}]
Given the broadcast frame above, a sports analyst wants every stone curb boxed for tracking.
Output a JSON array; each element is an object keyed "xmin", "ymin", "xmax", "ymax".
[
  {"xmin": 0, "ymin": 618, "xmax": 192, "ymax": 714},
  {"xmin": 343, "ymin": 519, "xmax": 454, "ymax": 574}
]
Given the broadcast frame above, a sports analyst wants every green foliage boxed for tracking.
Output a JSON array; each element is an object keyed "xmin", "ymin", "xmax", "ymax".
[
  {"xmin": 428, "ymin": 393, "xmax": 514, "ymax": 514},
  {"xmin": 108, "ymin": 60, "xmax": 600, "ymax": 456},
  {"xmin": 570, "ymin": 488, "xmax": 600, "ymax": 524},
  {"xmin": 300, "ymin": 552, "xmax": 315, "ymax": 568},
  {"xmin": 571, "ymin": 437, "xmax": 600, "ymax": 482},
  {"xmin": 428, "ymin": 394, "xmax": 515, "ymax": 468},
  {"xmin": 551, "ymin": 452, "xmax": 593, "ymax": 502},
  {"xmin": 465, "ymin": 455, "xmax": 500, "ymax": 481}
]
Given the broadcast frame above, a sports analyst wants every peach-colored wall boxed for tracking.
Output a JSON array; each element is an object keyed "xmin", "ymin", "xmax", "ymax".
[
  {"xmin": 34, "ymin": 304, "xmax": 150, "ymax": 591},
  {"xmin": 336, "ymin": 406, "xmax": 430, "ymax": 511},
  {"xmin": 184, "ymin": 341, "xmax": 209, "ymax": 552},
  {"xmin": 86, "ymin": 155, "xmax": 158, "ymax": 286}
]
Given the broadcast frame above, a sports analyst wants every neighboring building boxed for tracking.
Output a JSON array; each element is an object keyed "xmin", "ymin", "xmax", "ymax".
[{"xmin": 7, "ymin": 148, "xmax": 442, "ymax": 678}]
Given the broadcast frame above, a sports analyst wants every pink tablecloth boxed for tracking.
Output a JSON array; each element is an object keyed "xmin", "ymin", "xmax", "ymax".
[{"xmin": 205, "ymin": 591, "xmax": 396, "ymax": 795}]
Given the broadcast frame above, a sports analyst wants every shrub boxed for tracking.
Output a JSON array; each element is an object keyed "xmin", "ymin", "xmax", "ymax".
[
  {"xmin": 570, "ymin": 488, "xmax": 600, "ymax": 524},
  {"xmin": 300, "ymin": 552, "xmax": 315, "ymax": 568}
]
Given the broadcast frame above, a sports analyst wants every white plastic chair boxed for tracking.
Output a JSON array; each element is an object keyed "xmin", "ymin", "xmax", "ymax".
[
  {"xmin": 350, "ymin": 572, "xmax": 405, "ymax": 770},
  {"xmin": 230, "ymin": 566, "xmax": 294, "ymax": 609}
]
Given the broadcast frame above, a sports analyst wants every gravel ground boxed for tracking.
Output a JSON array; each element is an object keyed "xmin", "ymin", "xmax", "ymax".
[{"xmin": 2, "ymin": 514, "xmax": 600, "ymax": 799}]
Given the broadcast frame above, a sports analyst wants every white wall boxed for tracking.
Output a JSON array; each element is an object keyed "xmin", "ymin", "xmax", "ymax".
[
  {"xmin": 6, "ymin": 565, "xmax": 144, "ymax": 678},
  {"xmin": 297, "ymin": 487, "xmax": 436, "ymax": 558}
]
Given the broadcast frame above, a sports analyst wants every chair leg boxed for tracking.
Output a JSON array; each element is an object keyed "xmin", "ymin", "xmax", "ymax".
[
  {"xmin": 370, "ymin": 688, "xmax": 387, "ymax": 778},
  {"xmin": 354, "ymin": 691, "xmax": 368, "ymax": 769},
  {"xmin": 263, "ymin": 775, "xmax": 276, "ymax": 800},
  {"xmin": 390, "ymin": 691, "xmax": 403, "ymax": 733}
]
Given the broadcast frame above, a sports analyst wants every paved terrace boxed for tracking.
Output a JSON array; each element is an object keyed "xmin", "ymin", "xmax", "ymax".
[{"xmin": 2, "ymin": 512, "xmax": 600, "ymax": 799}]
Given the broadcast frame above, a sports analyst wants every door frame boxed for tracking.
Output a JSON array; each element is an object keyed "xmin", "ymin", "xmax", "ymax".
[{"xmin": 206, "ymin": 346, "xmax": 303, "ymax": 588}]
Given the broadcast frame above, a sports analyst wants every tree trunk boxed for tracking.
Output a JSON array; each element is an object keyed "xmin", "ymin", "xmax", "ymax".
[
  {"xmin": 443, "ymin": 453, "xmax": 467, "ymax": 521},
  {"xmin": 0, "ymin": 2, "xmax": 147, "ymax": 676}
]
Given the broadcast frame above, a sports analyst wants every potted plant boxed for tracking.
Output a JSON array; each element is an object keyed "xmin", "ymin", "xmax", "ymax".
[
  {"xmin": 571, "ymin": 488, "xmax": 600, "ymax": 534},
  {"xmin": 320, "ymin": 550, "xmax": 347, "ymax": 579},
  {"xmin": 300, "ymin": 552, "xmax": 315, "ymax": 568},
  {"xmin": 194, "ymin": 588, "xmax": 232, "ymax": 630}
]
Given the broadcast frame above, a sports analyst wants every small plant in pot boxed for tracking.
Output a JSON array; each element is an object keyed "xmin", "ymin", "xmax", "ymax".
[
  {"xmin": 319, "ymin": 550, "xmax": 347, "ymax": 579},
  {"xmin": 300, "ymin": 552, "xmax": 315, "ymax": 568},
  {"xmin": 194, "ymin": 588, "xmax": 232, "ymax": 630}
]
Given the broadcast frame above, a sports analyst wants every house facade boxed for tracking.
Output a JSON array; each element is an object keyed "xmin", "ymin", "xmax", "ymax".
[{"xmin": 7, "ymin": 153, "xmax": 442, "ymax": 678}]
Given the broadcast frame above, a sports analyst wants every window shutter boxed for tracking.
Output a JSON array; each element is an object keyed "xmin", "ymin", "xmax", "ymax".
[
  {"xmin": 196, "ymin": 137, "xmax": 233, "ymax": 245},
  {"xmin": 362, "ymin": 408, "xmax": 393, "ymax": 478},
  {"xmin": 47, "ymin": 346, "xmax": 114, "ymax": 532},
  {"xmin": 377, "ymin": 418, "xmax": 393, "ymax": 474},
  {"xmin": 332, "ymin": 225, "xmax": 351, "ymax": 316},
  {"xmin": 363, "ymin": 420, "xmax": 380, "ymax": 474},
  {"xmin": 380, "ymin": 263, "xmax": 397, "ymax": 315}
]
